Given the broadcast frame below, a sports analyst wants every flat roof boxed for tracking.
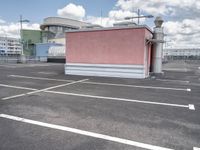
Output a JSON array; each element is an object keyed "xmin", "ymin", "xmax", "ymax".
[
  {"xmin": 40, "ymin": 17, "xmax": 91, "ymax": 30},
  {"xmin": 65, "ymin": 25, "xmax": 153, "ymax": 34}
]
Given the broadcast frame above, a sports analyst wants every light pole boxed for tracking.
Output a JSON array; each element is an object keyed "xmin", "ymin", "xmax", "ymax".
[
  {"xmin": 19, "ymin": 15, "xmax": 30, "ymax": 55},
  {"xmin": 125, "ymin": 9, "xmax": 154, "ymax": 25}
]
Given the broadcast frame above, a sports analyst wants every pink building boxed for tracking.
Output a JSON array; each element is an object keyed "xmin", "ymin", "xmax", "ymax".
[{"xmin": 65, "ymin": 26, "xmax": 153, "ymax": 78}]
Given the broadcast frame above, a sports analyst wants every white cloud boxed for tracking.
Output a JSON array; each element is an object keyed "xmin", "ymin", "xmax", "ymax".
[
  {"xmin": 164, "ymin": 18, "xmax": 200, "ymax": 48},
  {"xmin": 86, "ymin": 16, "xmax": 115, "ymax": 27},
  {"xmin": 57, "ymin": 3, "xmax": 85, "ymax": 20},
  {"xmin": 86, "ymin": 9, "xmax": 145, "ymax": 27},
  {"xmin": 111, "ymin": 0, "xmax": 200, "ymax": 48},
  {"xmin": 115, "ymin": 0, "xmax": 199, "ymax": 16},
  {"xmin": 0, "ymin": 22, "xmax": 40, "ymax": 38},
  {"xmin": 0, "ymin": 19, "xmax": 6, "ymax": 24},
  {"xmin": 108, "ymin": 10, "xmax": 137, "ymax": 20}
]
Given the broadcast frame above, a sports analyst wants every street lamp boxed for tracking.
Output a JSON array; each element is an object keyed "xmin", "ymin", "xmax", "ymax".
[
  {"xmin": 125, "ymin": 9, "xmax": 154, "ymax": 25},
  {"xmin": 19, "ymin": 15, "xmax": 30, "ymax": 55}
]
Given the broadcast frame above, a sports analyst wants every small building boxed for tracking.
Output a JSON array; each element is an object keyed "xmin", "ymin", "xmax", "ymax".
[
  {"xmin": 65, "ymin": 25, "xmax": 153, "ymax": 78},
  {"xmin": 21, "ymin": 29, "xmax": 42, "ymax": 56},
  {"xmin": 35, "ymin": 43, "xmax": 64, "ymax": 62}
]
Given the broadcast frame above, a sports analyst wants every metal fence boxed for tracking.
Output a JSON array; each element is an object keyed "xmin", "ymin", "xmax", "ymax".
[{"xmin": 0, "ymin": 55, "xmax": 44, "ymax": 64}]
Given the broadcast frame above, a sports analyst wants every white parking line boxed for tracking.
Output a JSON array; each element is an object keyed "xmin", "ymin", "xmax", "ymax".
[
  {"xmin": 194, "ymin": 147, "xmax": 200, "ymax": 150},
  {"xmin": 9, "ymin": 75, "xmax": 191, "ymax": 92},
  {"xmin": 156, "ymin": 79, "xmax": 190, "ymax": 83},
  {"xmin": 0, "ymin": 114, "xmax": 174, "ymax": 150},
  {"xmin": 85, "ymin": 81, "xmax": 191, "ymax": 92},
  {"xmin": 2, "ymin": 93, "xmax": 27, "ymax": 100},
  {"xmin": 0, "ymin": 83, "xmax": 195, "ymax": 110},
  {"xmin": 0, "ymin": 84, "xmax": 37, "ymax": 91},
  {"xmin": 9, "ymin": 75, "xmax": 74, "ymax": 82},
  {"xmin": 45, "ymin": 91, "xmax": 195, "ymax": 110},
  {"xmin": 37, "ymin": 72, "xmax": 58, "ymax": 75},
  {"xmin": 2, "ymin": 79, "xmax": 88, "ymax": 100}
]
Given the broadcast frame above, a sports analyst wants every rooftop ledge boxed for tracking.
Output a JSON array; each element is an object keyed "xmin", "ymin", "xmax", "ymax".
[{"xmin": 65, "ymin": 25, "xmax": 153, "ymax": 34}]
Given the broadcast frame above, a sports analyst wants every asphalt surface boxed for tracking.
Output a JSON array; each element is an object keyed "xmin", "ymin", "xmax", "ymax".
[{"xmin": 0, "ymin": 61, "xmax": 199, "ymax": 150}]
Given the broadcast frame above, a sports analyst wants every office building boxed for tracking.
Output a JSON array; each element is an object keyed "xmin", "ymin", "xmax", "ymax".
[
  {"xmin": 163, "ymin": 48, "xmax": 200, "ymax": 59},
  {"xmin": 40, "ymin": 17, "xmax": 92, "ymax": 43},
  {"xmin": 0, "ymin": 36, "xmax": 21, "ymax": 55}
]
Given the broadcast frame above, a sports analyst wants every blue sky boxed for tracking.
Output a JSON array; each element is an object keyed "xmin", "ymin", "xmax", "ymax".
[
  {"xmin": 0, "ymin": 0, "xmax": 116, "ymax": 23},
  {"xmin": 0, "ymin": 0, "xmax": 200, "ymax": 48}
]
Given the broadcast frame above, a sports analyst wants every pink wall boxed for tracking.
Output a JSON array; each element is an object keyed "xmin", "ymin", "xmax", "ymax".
[{"xmin": 66, "ymin": 27, "xmax": 152, "ymax": 65}]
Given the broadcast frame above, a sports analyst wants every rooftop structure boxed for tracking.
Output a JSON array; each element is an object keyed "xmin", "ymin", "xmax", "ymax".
[
  {"xmin": 40, "ymin": 17, "xmax": 92, "ymax": 41},
  {"xmin": 113, "ymin": 21, "xmax": 137, "ymax": 27},
  {"xmin": 65, "ymin": 25, "xmax": 153, "ymax": 78}
]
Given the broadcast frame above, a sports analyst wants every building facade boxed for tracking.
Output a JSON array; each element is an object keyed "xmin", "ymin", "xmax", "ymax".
[
  {"xmin": 40, "ymin": 17, "xmax": 92, "ymax": 43},
  {"xmin": 163, "ymin": 48, "xmax": 200, "ymax": 59},
  {"xmin": 65, "ymin": 26, "xmax": 153, "ymax": 78},
  {"xmin": 21, "ymin": 29, "xmax": 42, "ymax": 56},
  {"xmin": 0, "ymin": 36, "xmax": 21, "ymax": 55}
]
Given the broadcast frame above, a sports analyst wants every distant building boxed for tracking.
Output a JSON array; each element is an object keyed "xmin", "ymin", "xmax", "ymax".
[
  {"xmin": 20, "ymin": 17, "xmax": 99, "ymax": 62},
  {"xmin": 163, "ymin": 48, "xmax": 200, "ymax": 59},
  {"xmin": 40, "ymin": 17, "xmax": 92, "ymax": 43},
  {"xmin": 21, "ymin": 29, "xmax": 42, "ymax": 56},
  {"xmin": 35, "ymin": 43, "xmax": 64, "ymax": 62},
  {"xmin": 0, "ymin": 36, "xmax": 21, "ymax": 55}
]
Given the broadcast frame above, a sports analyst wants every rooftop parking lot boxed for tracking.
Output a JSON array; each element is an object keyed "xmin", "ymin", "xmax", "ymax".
[{"xmin": 0, "ymin": 61, "xmax": 200, "ymax": 150}]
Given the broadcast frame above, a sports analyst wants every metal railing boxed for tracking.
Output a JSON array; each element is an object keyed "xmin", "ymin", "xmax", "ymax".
[{"xmin": 0, "ymin": 55, "xmax": 46, "ymax": 64}]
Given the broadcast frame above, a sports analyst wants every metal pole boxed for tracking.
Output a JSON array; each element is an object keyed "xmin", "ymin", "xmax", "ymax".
[
  {"xmin": 137, "ymin": 9, "xmax": 140, "ymax": 25},
  {"xmin": 100, "ymin": 8, "xmax": 102, "ymax": 26},
  {"xmin": 20, "ymin": 15, "xmax": 24, "ymax": 55}
]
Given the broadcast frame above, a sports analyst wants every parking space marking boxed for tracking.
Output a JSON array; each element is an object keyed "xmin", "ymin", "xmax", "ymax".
[
  {"xmin": 45, "ymin": 91, "xmax": 195, "ymax": 110},
  {"xmin": 0, "ymin": 114, "xmax": 174, "ymax": 150},
  {"xmin": 9, "ymin": 75, "xmax": 191, "ymax": 92},
  {"xmin": 188, "ymin": 104, "xmax": 196, "ymax": 110},
  {"xmin": 84, "ymin": 81, "xmax": 191, "ymax": 92},
  {"xmin": 0, "ymin": 82, "xmax": 195, "ymax": 110},
  {"xmin": 0, "ymin": 84, "xmax": 37, "ymax": 91},
  {"xmin": 163, "ymin": 68, "xmax": 189, "ymax": 72},
  {"xmin": 194, "ymin": 147, "xmax": 200, "ymax": 150},
  {"xmin": 9, "ymin": 75, "xmax": 74, "ymax": 82},
  {"xmin": 2, "ymin": 93, "xmax": 27, "ymax": 100},
  {"xmin": 156, "ymin": 79, "xmax": 190, "ymax": 83},
  {"xmin": 37, "ymin": 72, "xmax": 58, "ymax": 75},
  {"xmin": 2, "ymin": 79, "xmax": 88, "ymax": 100}
]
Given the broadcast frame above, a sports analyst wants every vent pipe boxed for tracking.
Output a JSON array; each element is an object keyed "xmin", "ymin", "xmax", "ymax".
[{"xmin": 151, "ymin": 16, "xmax": 164, "ymax": 74}]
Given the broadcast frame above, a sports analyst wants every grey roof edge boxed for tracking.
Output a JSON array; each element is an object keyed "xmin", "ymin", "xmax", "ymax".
[
  {"xmin": 65, "ymin": 25, "xmax": 153, "ymax": 34},
  {"xmin": 40, "ymin": 23, "xmax": 79, "ymax": 30},
  {"xmin": 44, "ymin": 16, "xmax": 91, "ymax": 24},
  {"xmin": 40, "ymin": 17, "xmax": 92, "ymax": 30}
]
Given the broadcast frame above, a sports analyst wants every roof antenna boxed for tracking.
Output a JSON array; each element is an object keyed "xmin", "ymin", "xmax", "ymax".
[{"xmin": 100, "ymin": 8, "xmax": 103, "ymax": 26}]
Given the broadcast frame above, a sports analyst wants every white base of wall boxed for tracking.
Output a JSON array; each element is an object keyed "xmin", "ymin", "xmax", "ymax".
[{"xmin": 65, "ymin": 63, "xmax": 147, "ymax": 79}]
